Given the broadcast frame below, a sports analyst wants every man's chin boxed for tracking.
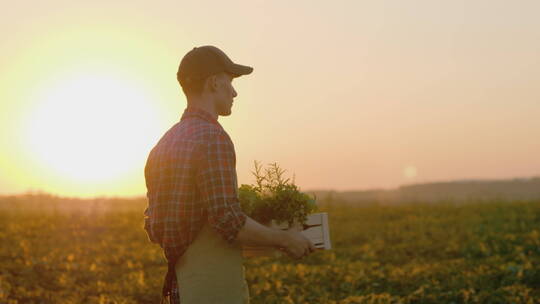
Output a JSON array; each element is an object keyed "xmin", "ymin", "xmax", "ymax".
[{"xmin": 218, "ymin": 109, "xmax": 232, "ymax": 116}]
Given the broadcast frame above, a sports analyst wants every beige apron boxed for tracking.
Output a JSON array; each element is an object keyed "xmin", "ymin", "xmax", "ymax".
[{"xmin": 175, "ymin": 223, "xmax": 250, "ymax": 304}]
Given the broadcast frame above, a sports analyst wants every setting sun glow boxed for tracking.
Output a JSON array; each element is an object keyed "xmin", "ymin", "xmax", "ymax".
[
  {"xmin": 22, "ymin": 70, "xmax": 161, "ymax": 188},
  {"xmin": 1, "ymin": 1, "xmax": 539, "ymax": 197}
]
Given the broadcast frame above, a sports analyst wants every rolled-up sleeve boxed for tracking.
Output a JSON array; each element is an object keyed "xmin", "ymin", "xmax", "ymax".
[{"xmin": 196, "ymin": 132, "xmax": 247, "ymax": 243}]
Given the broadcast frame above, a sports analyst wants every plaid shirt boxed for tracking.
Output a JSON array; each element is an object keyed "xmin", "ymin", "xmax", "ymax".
[{"xmin": 143, "ymin": 106, "xmax": 247, "ymax": 304}]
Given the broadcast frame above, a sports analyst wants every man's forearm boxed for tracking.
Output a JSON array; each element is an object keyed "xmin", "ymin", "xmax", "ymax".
[{"xmin": 235, "ymin": 216, "xmax": 286, "ymax": 247}]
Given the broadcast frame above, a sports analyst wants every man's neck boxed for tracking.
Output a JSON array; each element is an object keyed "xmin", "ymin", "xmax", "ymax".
[{"xmin": 187, "ymin": 97, "xmax": 218, "ymax": 121}]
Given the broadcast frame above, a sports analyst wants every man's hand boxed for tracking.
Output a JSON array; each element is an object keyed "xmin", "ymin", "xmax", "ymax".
[{"xmin": 279, "ymin": 228, "xmax": 316, "ymax": 259}]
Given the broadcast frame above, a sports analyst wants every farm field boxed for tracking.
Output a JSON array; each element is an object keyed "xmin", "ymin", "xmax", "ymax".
[{"xmin": 1, "ymin": 194, "xmax": 539, "ymax": 303}]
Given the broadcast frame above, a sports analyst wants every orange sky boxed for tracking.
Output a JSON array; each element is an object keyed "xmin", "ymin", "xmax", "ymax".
[{"xmin": 1, "ymin": 1, "xmax": 539, "ymax": 197}]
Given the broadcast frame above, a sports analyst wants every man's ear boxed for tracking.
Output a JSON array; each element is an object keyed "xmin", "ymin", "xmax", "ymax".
[{"xmin": 207, "ymin": 75, "xmax": 219, "ymax": 92}]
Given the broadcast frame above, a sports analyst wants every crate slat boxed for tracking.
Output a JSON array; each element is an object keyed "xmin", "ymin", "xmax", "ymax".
[{"xmin": 321, "ymin": 212, "xmax": 332, "ymax": 250}]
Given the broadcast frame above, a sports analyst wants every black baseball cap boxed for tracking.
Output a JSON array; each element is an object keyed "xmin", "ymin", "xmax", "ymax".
[{"xmin": 177, "ymin": 45, "xmax": 253, "ymax": 86}]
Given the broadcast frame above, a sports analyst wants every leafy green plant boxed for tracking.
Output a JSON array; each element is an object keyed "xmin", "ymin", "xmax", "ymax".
[{"xmin": 239, "ymin": 161, "xmax": 317, "ymax": 226}]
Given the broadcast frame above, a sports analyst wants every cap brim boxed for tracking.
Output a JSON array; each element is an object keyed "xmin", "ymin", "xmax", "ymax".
[{"xmin": 227, "ymin": 63, "xmax": 253, "ymax": 78}]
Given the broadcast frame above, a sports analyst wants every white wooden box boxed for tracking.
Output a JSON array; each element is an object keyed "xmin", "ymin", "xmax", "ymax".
[{"xmin": 242, "ymin": 212, "xmax": 331, "ymax": 258}]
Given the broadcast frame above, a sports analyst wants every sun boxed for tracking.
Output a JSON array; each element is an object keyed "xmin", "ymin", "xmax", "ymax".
[
  {"xmin": 23, "ymin": 71, "xmax": 163, "ymax": 185},
  {"xmin": 403, "ymin": 165, "xmax": 418, "ymax": 180}
]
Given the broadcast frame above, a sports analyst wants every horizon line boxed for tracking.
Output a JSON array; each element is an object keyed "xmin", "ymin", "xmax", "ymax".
[{"xmin": 2, "ymin": 175, "xmax": 538, "ymax": 200}]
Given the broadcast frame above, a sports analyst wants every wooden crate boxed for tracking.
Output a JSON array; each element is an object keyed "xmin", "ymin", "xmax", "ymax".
[{"xmin": 243, "ymin": 212, "xmax": 331, "ymax": 258}]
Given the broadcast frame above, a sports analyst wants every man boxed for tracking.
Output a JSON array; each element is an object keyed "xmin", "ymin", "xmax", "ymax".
[{"xmin": 144, "ymin": 45, "xmax": 315, "ymax": 304}]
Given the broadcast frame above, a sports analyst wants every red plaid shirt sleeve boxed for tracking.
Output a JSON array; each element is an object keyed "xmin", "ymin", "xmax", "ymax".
[{"xmin": 196, "ymin": 132, "xmax": 246, "ymax": 242}]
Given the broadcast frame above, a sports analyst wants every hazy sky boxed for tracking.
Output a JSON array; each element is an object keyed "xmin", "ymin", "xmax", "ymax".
[{"xmin": 1, "ymin": 0, "xmax": 539, "ymax": 197}]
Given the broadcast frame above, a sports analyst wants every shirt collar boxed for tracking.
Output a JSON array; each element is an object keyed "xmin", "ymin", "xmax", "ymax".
[{"xmin": 180, "ymin": 106, "xmax": 220, "ymax": 126}]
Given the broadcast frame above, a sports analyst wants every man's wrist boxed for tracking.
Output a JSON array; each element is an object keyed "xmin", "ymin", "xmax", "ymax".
[{"xmin": 272, "ymin": 229, "xmax": 288, "ymax": 248}]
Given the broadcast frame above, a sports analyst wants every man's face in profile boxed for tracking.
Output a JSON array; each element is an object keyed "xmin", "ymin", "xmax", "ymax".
[{"xmin": 213, "ymin": 72, "xmax": 237, "ymax": 116}]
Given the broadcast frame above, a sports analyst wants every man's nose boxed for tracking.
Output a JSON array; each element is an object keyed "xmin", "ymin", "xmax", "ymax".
[{"xmin": 232, "ymin": 87, "xmax": 237, "ymax": 98}]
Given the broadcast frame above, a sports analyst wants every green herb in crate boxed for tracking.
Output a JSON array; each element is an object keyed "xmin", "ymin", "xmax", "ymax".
[{"xmin": 239, "ymin": 161, "xmax": 317, "ymax": 226}]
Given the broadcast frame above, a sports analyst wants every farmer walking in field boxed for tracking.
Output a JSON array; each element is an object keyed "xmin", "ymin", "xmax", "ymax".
[{"xmin": 143, "ymin": 45, "xmax": 316, "ymax": 304}]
